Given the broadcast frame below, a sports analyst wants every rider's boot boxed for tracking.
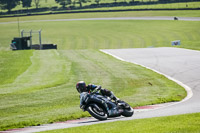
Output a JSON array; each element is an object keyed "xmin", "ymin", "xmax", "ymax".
[{"xmin": 108, "ymin": 108, "xmax": 121, "ymax": 117}]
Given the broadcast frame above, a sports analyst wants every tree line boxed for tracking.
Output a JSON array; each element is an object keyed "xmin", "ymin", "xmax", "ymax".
[
  {"xmin": 0, "ymin": 0, "xmax": 197, "ymax": 13},
  {"xmin": 0, "ymin": 0, "xmax": 86, "ymax": 12}
]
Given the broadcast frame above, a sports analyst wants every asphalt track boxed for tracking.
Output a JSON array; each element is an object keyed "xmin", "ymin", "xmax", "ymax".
[
  {"xmin": 3, "ymin": 47, "xmax": 200, "ymax": 133},
  {"xmin": 102, "ymin": 47, "xmax": 200, "ymax": 117},
  {"xmin": 0, "ymin": 16, "xmax": 200, "ymax": 24}
]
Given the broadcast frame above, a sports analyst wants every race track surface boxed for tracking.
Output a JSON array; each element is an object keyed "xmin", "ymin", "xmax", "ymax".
[
  {"xmin": 3, "ymin": 47, "xmax": 200, "ymax": 133},
  {"xmin": 1, "ymin": 16, "xmax": 200, "ymax": 25},
  {"xmin": 102, "ymin": 47, "xmax": 200, "ymax": 117}
]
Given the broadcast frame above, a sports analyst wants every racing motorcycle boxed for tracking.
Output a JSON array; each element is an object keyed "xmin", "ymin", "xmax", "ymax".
[{"xmin": 79, "ymin": 91, "xmax": 134, "ymax": 120}]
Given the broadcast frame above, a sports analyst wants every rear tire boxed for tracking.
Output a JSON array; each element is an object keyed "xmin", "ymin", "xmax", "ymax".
[{"xmin": 87, "ymin": 104, "xmax": 108, "ymax": 120}]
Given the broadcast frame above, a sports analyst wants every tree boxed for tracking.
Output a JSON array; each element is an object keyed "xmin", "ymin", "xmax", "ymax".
[
  {"xmin": 0, "ymin": 0, "xmax": 20, "ymax": 12},
  {"xmin": 21, "ymin": 0, "xmax": 32, "ymax": 9},
  {"xmin": 34, "ymin": 0, "xmax": 40, "ymax": 9},
  {"xmin": 78, "ymin": 0, "xmax": 88, "ymax": 8},
  {"xmin": 72, "ymin": 0, "xmax": 76, "ymax": 7},
  {"xmin": 55, "ymin": 0, "xmax": 72, "ymax": 8}
]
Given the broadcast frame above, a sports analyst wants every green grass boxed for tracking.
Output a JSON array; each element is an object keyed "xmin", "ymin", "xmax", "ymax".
[
  {"xmin": 0, "ymin": 50, "xmax": 73, "ymax": 130},
  {"xmin": 40, "ymin": 113, "xmax": 200, "ymax": 133},
  {"xmin": 0, "ymin": 50, "xmax": 33, "ymax": 85},
  {"xmin": 0, "ymin": 49, "xmax": 186, "ymax": 131},
  {"xmin": 0, "ymin": 19, "xmax": 200, "ymax": 50}
]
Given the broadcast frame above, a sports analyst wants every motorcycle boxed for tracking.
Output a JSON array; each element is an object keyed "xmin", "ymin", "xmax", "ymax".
[{"xmin": 79, "ymin": 91, "xmax": 134, "ymax": 120}]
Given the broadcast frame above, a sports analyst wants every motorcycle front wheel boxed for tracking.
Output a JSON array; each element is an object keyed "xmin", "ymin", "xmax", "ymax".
[
  {"xmin": 87, "ymin": 104, "xmax": 108, "ymax": 120},
  {"xmin": 121, "ymin": 107, "xmax": 134, "ymax": 117}
]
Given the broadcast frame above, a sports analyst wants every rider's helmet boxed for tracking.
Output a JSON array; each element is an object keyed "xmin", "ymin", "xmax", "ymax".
[{"xmin": 76, "ymin": 81, "xmax": 87, "ymax": 93}]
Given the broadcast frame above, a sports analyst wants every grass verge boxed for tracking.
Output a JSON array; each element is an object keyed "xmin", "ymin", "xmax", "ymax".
[
  {"xmin": 40, "ymin": 113, "xmax": 200, "ymax": 133},
  {"xmin": 0, "ymin": 49, "xmax": 186, "ymax": 131}
]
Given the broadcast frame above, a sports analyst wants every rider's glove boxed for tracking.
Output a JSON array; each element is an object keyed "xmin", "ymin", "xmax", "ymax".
[{"xmin": 80, "ymin": 105, "xmax": 85, "ymax": 109}]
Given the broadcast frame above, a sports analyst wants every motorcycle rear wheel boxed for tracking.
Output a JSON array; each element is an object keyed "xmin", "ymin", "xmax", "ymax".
[{"xmin": 87, "ymin": 104, "xmax": 108, "ymax": 120}]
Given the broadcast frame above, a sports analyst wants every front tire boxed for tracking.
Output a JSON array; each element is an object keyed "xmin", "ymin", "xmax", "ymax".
[
  {"xmin": 87, "ymin": 104, "xmax": 108, "ymax": 120},
  {"xmin": 122, "ymin": 107, "xmax": 134, "ymax": 117}
]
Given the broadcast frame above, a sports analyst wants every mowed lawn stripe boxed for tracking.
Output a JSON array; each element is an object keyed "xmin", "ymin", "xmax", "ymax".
[
  {"xmin": 0, "ymin": 50, "xmax": 33, "ymax": 85},
  {"xmin": 1, "ymin": 20, "xmax": 199, "ymax": 50}
]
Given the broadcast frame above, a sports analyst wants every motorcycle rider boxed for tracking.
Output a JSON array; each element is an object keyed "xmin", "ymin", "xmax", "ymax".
[{"xmin": 76, "ymin": 81, "xmax": 121, "ymax": 116}]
